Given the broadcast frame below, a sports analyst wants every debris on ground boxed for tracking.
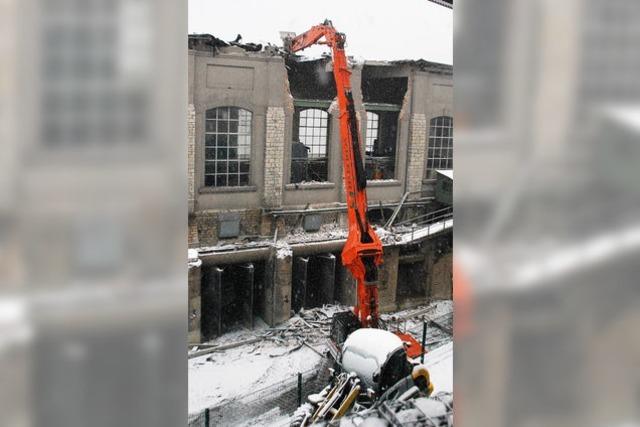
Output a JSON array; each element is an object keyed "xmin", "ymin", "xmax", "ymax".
[{"xmin": 188, "ymin": 300, "xmax": 453, "ymax": 422}]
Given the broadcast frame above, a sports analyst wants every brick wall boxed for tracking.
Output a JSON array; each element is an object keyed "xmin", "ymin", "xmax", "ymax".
[
  {"xmin": 263, "ymin": 107, "xmax": 286, "ymax": 207},
  {"xmin": 406, "ymin": 113, "xmax": 427, "ymax": 195},
  {"xmin": 195, "ymin": 209, "xmax": 263, "ymax": 246},
  {"xmin": 188, "ymin": 218, "xmax": 199, "ymax": 247}
]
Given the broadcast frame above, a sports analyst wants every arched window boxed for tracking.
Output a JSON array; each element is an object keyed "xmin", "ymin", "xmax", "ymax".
[
  {"xmin": 204, "ymin": 107, "xmax": 252, "ymax": 187},
  {"xmin": 291, "ymin": 108, "xmax": 329, "ymax": 183},
  {"xmin": 426, "ymin": 116, "xmax": 453, "ymax": 175}
]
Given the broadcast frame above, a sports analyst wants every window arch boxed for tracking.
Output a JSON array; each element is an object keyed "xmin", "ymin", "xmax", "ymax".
[
  {"xmin": 426, "ymin": 116, "xmax": 453, "ymax": 175},
  {"xmin": 204, "ymin": 106, "xmax": 252, "ymax": 187},
  {"xmin": 291, "ymin": 108, "xmax": 329, "ymax": 183}
]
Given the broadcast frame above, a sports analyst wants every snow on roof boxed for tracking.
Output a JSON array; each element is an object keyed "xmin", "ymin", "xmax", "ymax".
[
  {"xmin": 397, "ymin": 219, "xmax": 453, "ymax": 244},
  {"xmin": 188, "ymin": 248, "xmax": 202, "ymax": 269},
  {"xmin": 436, "ymin": 169, "xmax": 453, "ymax": 180}
]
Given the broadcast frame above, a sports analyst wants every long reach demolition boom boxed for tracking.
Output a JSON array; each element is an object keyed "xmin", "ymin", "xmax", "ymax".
[{"xmin": 284, "ymin": 20, "xmax": 383, "ymax": 328}]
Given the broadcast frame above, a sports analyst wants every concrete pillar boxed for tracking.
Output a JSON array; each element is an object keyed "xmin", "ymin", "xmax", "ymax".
[
  {"xmin": 406, "ymin": 113, "xmax": 428, "ymax": 196},
  {"xmin": 425, "ymin": 235, "xmax": 453, "ymax": 300},
  {"xmin": 188, "ymin": 263, "xmax": 202, "ymax": 344},
  {"xmin": 264, "ymin": 247, "xmax": 292, "ymax": 326},
  {"xmin": 263, "ymin": 107, "xmax": 286, "ymax": 208},
  {"xmin": 188, "ymin": 103, "xmax": 196, "ymax": 213},
  {"xmin": 379, "ymin": 247, "xmax": 400, "ymax": 312},
  {"xmin": 429, "ymin": 251, "xmax": 453, "ymax": 300}
]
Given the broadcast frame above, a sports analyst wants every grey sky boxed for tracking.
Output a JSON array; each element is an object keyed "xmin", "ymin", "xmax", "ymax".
[{"xmin": 188, "ymin": 0, "xmax": 453, "ymax": 64}]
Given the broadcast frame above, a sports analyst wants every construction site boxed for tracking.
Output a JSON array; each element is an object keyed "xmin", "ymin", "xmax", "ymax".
[{"xmin": 187, "ymin": 14, "xmax": 453, "ymax": 426}]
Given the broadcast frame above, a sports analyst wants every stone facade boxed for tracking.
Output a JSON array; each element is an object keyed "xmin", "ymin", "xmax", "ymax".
[
  {"xmin": 264, "ymin": 107, "xmax": 286, "ymax": 207},
  {"xmin": 187, "ymin": 44, "xmax": 453, "ymax": 342},
  {"xmin": 406, "ymin": 113, "xmax": 428, "ymax": 195}
]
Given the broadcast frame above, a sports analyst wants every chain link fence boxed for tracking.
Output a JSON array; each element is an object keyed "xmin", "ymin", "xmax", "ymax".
[{"xmin": 188, "ymin": 357, "xmax": 333, "ymax": 427}]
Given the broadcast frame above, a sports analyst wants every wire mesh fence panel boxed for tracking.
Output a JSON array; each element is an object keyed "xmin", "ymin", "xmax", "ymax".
[{"xmin": 189, "ymin": 358, "xmax": 334, "ymax": 427}]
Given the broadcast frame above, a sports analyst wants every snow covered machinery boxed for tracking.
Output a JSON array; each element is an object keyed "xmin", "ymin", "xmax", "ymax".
[{"xmin": 290, "ymin": 329, "xmax": 436, "ymax": 426}]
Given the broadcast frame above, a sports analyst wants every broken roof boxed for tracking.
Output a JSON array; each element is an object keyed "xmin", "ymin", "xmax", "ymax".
[
  {"xmin": 188, "ymin": 33, "xmax": 281, "ymax": 56},
  {"xmin": 188, "ymin": 34, "xmax": 453, "ymax": 72},
  {"xmin": 389, "ymin": 59, "xmax": 453, "ymax": 74}
]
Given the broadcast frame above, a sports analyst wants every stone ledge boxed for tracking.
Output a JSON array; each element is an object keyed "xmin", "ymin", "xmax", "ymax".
[
  {"xmin": 366, "ymin": 179, "xmax": 401, "ymax": 187},
  {"xmin": 285, "ymin": 182, "xmax": 335, "ymax": 190},
  {"xmin": 199, "ymin": 185, "xmax": 258, "ymax": 194}
]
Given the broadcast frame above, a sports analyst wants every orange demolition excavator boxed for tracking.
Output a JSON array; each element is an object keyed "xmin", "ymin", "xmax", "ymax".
[
  {"xmin": 284, "ymin": 24, "xmax": 438, "ymax": 425},
  {"xmin": 285, "ymin": 20, "xmax": 383, "ymax": 331},
  {"xmin": 284, "ymin": 21, "xmax": 424, "ymax": 358}
]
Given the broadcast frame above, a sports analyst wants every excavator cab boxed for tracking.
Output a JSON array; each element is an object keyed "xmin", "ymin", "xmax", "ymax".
[{"xmin": 328, "ymin": 310, "xmax": 361, "ymax": 360}]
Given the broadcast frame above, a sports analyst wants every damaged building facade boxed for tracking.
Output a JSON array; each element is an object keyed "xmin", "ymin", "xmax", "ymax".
[{"xmin": 187, "ymin": 35, "xmax": 453, "ymax": 343}]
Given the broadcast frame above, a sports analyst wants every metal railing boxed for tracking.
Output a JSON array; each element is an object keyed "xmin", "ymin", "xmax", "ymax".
[{"xmin": 394, "ymin": 205, "xmax": 453, "ymax": 229}]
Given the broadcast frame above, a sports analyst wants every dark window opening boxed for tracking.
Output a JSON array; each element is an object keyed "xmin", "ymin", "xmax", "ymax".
[
  {"xmin": 201, "ymin": 262, "xmax": 265, "ymax": 340},
  {"xmin": 396, "ymin": 261, "xmax": 427, "ymax": 304},
  {"xmin": 204, "ymin": 106, "xmax": 252, "ymax": 187},
  {"xmin": 365, "ymin": 110, "xmax": 399, "ymax": 180},
  {"xmin": 361, "ymin": 75, "xmax": 408, "ymax": 105},
  {"xmin": 426, "ymin": 116, "xmax": 453, "ymax": 177},
  {"xmin": 367, "ymin": 208, "xmax": 395, "ymax": 225},
  {"xmin": 334, "ymin": 257, "xmax": 357, "ymax": 306},
  {"xmin": 286, "ymin": 58, "xmax": 336, "ymax": 100},
  {"xmin": 291, "ymin": 108, "xmax": 329, "ymax": 183},
  {"xmin": 292, "ymin": 254, "xmax": 336, "ymax": 312}
]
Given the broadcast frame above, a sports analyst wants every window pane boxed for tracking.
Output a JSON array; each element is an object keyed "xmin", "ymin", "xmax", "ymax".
[
  {"xmin": 426, "ymin": 116, "xmax": 453, "ymax": 177},
  {"xmin": 365, "ymin": 111, "xmax": 397, "ymax": 180},
  {"xmin": 204, "ymin": 107, "xmax": 252, "ymax": 187}
]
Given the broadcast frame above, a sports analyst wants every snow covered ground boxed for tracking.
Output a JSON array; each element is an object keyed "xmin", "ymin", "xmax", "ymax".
[
  {"xmin": 188, "ymin": 300, "xmax": 453, "ymax": 421},
  {"xmin": 421, "ymin": 341, "xmax": 453, "ymax": 394},
  {"xmin": 189, "ymin": 334, "xmax": 323, "ymax": 415}
]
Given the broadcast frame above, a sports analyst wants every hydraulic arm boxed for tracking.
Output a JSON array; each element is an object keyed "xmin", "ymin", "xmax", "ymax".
[{"xmin": 285, "ymin": 20, "xmax": 383, "ymax": 327}]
